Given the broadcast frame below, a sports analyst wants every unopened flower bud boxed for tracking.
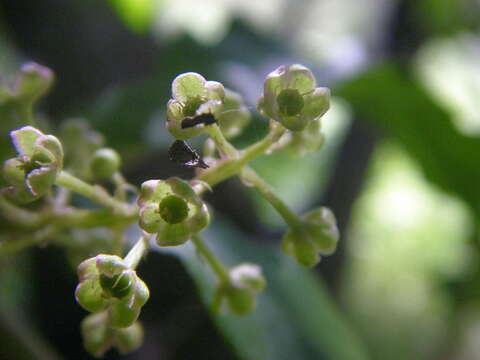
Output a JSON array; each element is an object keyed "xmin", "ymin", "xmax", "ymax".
[{"xmin": 89, "ymin": 148, "xmax": 121, "ymax": 179}]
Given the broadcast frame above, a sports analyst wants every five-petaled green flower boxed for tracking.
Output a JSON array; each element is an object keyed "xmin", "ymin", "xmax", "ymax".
[
  {"xmin": 258, "ymin": 64, "xmax": 330, "ymax": 131},
  {"xmin": 137, "ymin": 177, "xmax": 210, "ymax": 246}
]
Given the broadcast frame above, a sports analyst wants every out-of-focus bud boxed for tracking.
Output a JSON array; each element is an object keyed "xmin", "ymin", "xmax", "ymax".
[
  {"xmin": 81, "ymin": 312, "xmax": 144, "ymax": 358},
  {"xmin": 216, "ymin": 263, "xmax": 266, "ymax": 315},
  {"xmin": 89, "ymin": 148, "xmax": 121, "ymax": 180},
  {"xmin": 281, "ymin": 207, "xmax": 339, "ymax": 267},
  {"xmin": 14, "ymin": 62, "xmax": 54, "ymax": 103}
]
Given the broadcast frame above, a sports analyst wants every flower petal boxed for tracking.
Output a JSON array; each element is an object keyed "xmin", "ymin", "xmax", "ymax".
[{"xmin": 172, "ymin": 72, "xmax": 207, "ymax": 102}]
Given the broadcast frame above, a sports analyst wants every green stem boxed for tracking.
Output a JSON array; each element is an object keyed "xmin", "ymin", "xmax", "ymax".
[
  {"xmin": 0, "ymin": 195, "xmax": 43, "ymax": 227},
  {"xmin": 198, "ymin": 121, "xmax": 286, "ymax": 187},
  {"xmin": 0, "ymin": 226, "xmax": 57, "ymax": 256},
  {"xmin": 55, "ymin": 171, "xmax": 135, "ymax": 217},
  {"xmin": 124, "ymin": 234, "xmax": 150, "ymax": 269},
  {"xmin": 192, "ymin": 234, "xmax": 229, "ymax": 283},
  {"xmin": 240, "ymin": 166, "xmax": 303, "ymax": 229},
  {"xmin": 205, "ymin": 124, "xmax": 239, "ymax": 158}
]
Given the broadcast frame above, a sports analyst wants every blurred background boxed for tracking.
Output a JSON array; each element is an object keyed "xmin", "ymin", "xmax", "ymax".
[{"xmin": 1, "ymin": 0, "xmax": 480, "ymax": 359}]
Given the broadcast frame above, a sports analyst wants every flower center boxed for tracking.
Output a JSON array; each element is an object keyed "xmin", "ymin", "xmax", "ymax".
[
  {"xmin": 99, "ymin": 272, "xmax": 132, "ymax": 299},
  {"xmin": 276, "ymin": 89, "xmax": 304, "ymax": 116},
  {"xmin": 183, "ymin": 96, "xmax": 205, "ymax": 117},
  {"xmin": 159, "ymin": 194, "xmax": 189, "ymax": 224}
]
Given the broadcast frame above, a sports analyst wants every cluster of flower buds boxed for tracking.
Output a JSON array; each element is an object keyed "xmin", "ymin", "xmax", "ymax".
[
  {"xmin": 75, "ymin": 255, "xmax": 149, "ymax": 328},
  {"xmin": 282, "ymin": 207, "xmax": 339, "ymax": 267},
  {"xmin": 137, "ymin": 177, "xmax": 210, "ymax": 246},
  {"xmin": 215, "ymin": 263, "xmax": 267, "ymax": 315},
  {"xmin": 2, "ymin": 126, "xmax": 63, "ymax": 203},
  {"xmin": 74, "ymin": 254, "xmax": 149, "ymax": 357},
  {"xmin": 81, "ymin": 312, "xmax": 143, "ymax": 358}
]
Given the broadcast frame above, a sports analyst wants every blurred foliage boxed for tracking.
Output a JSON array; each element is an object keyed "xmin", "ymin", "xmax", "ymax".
[
  {"xmin": 2, "ymin": 0, "xmax": 480, "ymax": 358},
  {"xmin": 343, "ymin": 141, "xmax": 473, "ymax": 360},
  {"xmin": 158, "ymin": 217, "xmax": 368, "ymax": 360},
  {"xmin": 337, "ymin": 63, "xmax": 480, "ymax": 217}
]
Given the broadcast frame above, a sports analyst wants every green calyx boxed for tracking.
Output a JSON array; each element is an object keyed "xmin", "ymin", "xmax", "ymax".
[{"xmin": 159, "ymin": 194, "xmax": 189, "ymax": 224}]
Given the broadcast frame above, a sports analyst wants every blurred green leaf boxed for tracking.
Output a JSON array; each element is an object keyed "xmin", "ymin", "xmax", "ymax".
[
  {"xmin": 157, "ymin": 218, "xmax": 368, "ymax": 360},
  {"xmin": 108, "ymin": 0, "xmax": 156, "ymax": 33},
  {"xmin": 337, "ymin": 63, "xmax": 480, "ymax": 217}
]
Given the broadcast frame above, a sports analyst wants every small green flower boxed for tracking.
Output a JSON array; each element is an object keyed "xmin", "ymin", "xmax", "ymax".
[
  {"xmin": 258, "ymin": 64, "xmax": 330, "ymax": 131},
  {"xmin": 81, "ymin": 312, "xmax": 144, "ymax": 358},
  {"xmin": 75, "ymin": 255, "xmax": 149, "ymax": 328},
  {"xmin": 216, "ymin": 263, "xmax": 266, "ymax": 315},
  {"xmin": 166, "ymin": 72, "xmax": 225, "ymax": 139},
  {"xmin": 2, "ymin": 126, "xmax": 63, "ymax": 203},
  {"xmin": 137, "ymin": 177, "xmax": 210, "ymax": 246},
  {"xmin": 281, "ymin": 207, "xmax": 339, "ymax": 267},
  {"xmin": 0, "ymin": 62, "xmax": 54, "ymax": 104}
]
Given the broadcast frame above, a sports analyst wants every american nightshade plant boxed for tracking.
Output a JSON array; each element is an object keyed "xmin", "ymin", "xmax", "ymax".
[{"xmin": 0, "ymin": 63, "xmax": 338, "ymax": 357}]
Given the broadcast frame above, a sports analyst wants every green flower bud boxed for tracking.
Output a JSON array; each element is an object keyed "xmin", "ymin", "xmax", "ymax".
[
  {"xmin": 281, "ymin": 207, "xmax": 339, "ymax": 267},
  {"xmin": 81, "ymin": 312, "xmax": 110, "ymax": 358},
  {"xmin": 81, "ymin": 312, "xmax": 144, "ymax": 357},
  {"xmin": 2, "ymin": 126, "xmax": 64, "ymax": 203},
  {"xmin": 258, "ymin": 64, "xmax": 330, "ymax": 131},
  {"xmin": 230, "ymin": 263, "xmax": 266, "ymax": 292},
  {"xmin": 138, "ymin": 177, "xmax": 210, "ymax": 246},
  {"xmin": 166, "ymin": 72, "xmax": 225, "ymax": 140},
  {"xmin": 114, "ymin": 321, "xmax": 144, "ymax": 354},
  {"xmin": 223, "ymin": 286, "xmax": 256, "ymax": 315},
  {"xmin": 216, "ymin": 263, "xmax": 266, "ymax": 315},
  {"xmin": 75, "ymin": 255, "xmax": 150, "ymax": 328},
  {"xmin": 89, "ymin": 148, "xmax": 121, "ymax": 179},
  {"xmin": 14, "ymin": 62, "xmax": 54, "ymax": 103}
]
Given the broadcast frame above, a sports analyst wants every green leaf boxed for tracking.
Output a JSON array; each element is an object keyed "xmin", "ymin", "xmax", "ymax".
[
  {"xmin": 336, "ymin": 63, "xmax": 480, "ymax": 216},
  {"xmin": 156, "ymin": 218, "xmax": 368, "ymax": 360}
]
